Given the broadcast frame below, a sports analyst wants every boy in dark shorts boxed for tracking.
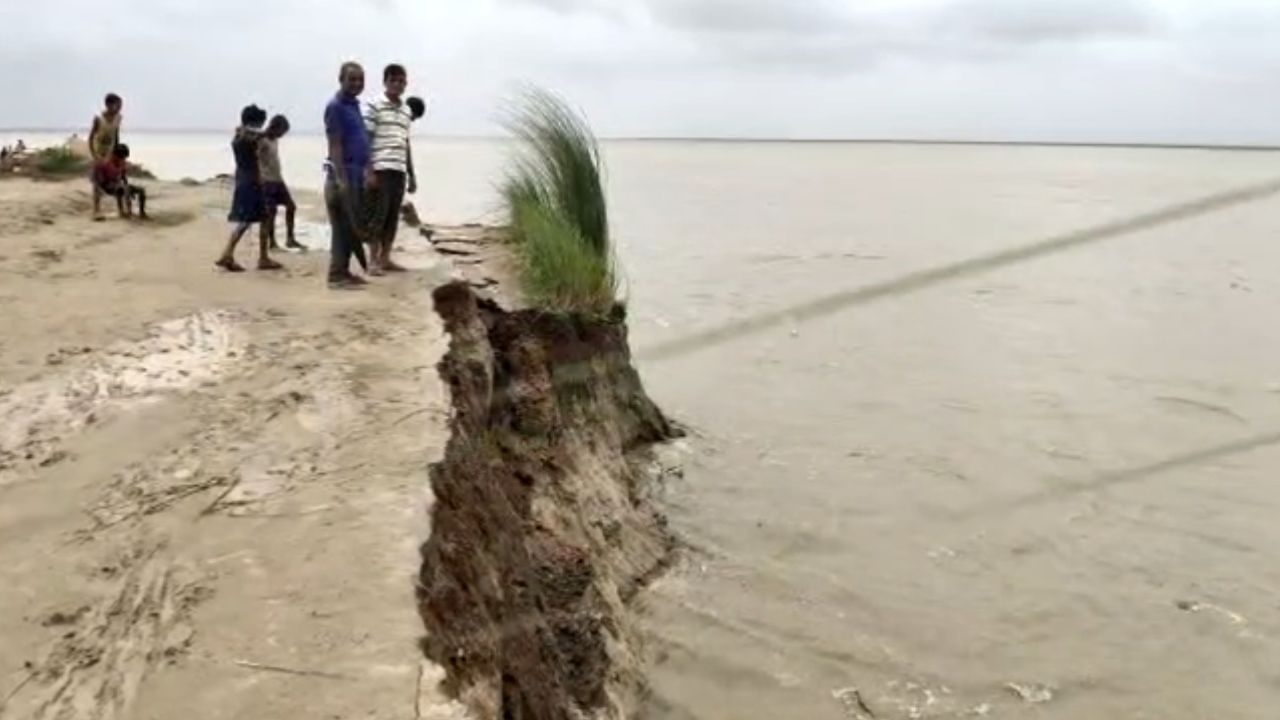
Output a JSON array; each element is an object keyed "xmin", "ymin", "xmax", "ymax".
[
  {"xmin": 92, "ymin": 143, "xmax": 148, "ymax": 220},
  {"xmin": 258, "ymin": 115, "xmax": 304, "ymax": 251},
  {"xmin": 361, "ymin": 64, "xmax": 416, "ymax": 275}
]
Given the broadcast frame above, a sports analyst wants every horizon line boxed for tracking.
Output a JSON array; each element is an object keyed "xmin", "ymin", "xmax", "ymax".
[{"xmin": 3, "ymin": 127, "xmax": 1278, "ymax": 152}]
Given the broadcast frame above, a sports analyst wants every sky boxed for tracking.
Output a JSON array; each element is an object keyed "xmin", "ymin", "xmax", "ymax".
[{"xmin": 4, "ymin": 0, "xmax": 1280, "ymax": 143}]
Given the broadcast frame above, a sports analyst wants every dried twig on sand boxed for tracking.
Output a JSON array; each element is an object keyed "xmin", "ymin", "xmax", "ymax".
[
  {"xmin": 414, "ymin": 662, "xmax": 425, "ymax": 719},
  {"xmin": 233, "ymin": 660, "xmax": 350, "ymax": 680},
  {"xmin": 0, "ymin": 669, "xmax": 35, "ymax": 713},
  {"xmin": 389, "ymin": 407, "xmax": 436, "ymax": 428},
  {"xmin": 199, "ymin": 476, "xmax": 241, "ymax": 517},
  {"xmin": 832, "ymin": 687, "xmax": 876, "ymax": 719}
]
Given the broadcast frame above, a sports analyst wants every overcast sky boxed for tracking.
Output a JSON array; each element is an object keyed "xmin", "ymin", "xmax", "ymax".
[{"xmin": 4, "ymin": 0, "xmax": 1280, "ymax": 143}]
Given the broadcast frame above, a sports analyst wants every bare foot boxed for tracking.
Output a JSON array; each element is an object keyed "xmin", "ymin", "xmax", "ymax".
[
  {"xmin": 258, "ymin": 258, "xmax": 285, "ymax": 271},
  {"xmin": 215, "ymin": 257, "xmax": 246, "ymax": 273},
  {"xmin": 369, "ymin": 265, "xmax": 386, "ymax": 277}
]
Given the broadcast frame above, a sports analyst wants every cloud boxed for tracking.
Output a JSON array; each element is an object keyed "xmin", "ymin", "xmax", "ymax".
[
  {"xmin": 504, "ymin": 0, "xmax": 607, "ymax": 14},
  {"xmin": 644, "ymin": 0, "xmax": 853, "ymax": 35},
  {"xmin": 6, "ymin": 0, "xmax": 1280, "ymax": 143},
  {"xmin": 493, "ymin": 0, "xmax": 1167, "ymax": 77},
  {"xmin": 936, "ymin": 0, "xmax": 1159, "ymax": 43},
  {"xmin": 499, "ymin": 0, "xmax": 631, "ymax": 22},
  {"xmin": 502, "ymin": 0, "xmax": 1160, "ymax": 43}
]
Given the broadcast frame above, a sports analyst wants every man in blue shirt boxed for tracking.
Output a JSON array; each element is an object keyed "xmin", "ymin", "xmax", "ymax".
[{"xmin": 324, "ymin": 61, "xmax": 371, "ymax": 288}]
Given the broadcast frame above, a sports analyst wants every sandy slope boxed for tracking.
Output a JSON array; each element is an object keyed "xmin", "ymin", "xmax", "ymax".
[{"xmin": 0, "ymin": 179, "xmax": 470, "ymax": 719}]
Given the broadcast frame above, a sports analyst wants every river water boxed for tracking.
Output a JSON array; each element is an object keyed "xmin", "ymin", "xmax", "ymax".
[
  {"xmin": 13, "ymin": 131, "xmax": 1280, "ymax": 718},
  {"xmin": 617, "ymin": 144, "xmax": 1280, "ymax": 720}
]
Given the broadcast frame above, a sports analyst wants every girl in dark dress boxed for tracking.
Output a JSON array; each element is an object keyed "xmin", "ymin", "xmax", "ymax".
[{"xmin": 216, "ymin": 105, "xmax": 282, "ymax": 272}]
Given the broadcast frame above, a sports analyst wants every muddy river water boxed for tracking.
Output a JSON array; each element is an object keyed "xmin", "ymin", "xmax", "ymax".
[
  {"xmin": 26, "ymin": 132, "xmax": 1280, "ymax": 718},
  {"xmin": 613, "ymin": 143, "xmax": 1280, "ymax": 719}
]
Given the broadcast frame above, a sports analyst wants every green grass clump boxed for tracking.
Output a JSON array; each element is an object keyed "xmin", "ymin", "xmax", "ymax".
[
  {"xmin": 34, "ymin": 147, "xmax": 89, "ymax": 176},
  {"xmin": 501, "ymin": 87, "xmax": 617, "ymax": 315},
  {"xmin": 126, "ymin": 162, "xmax": 157, "ymax": 180},
  {"xmin": 509, "ymin": 197, "xmax": 617, "ymax": 313}
]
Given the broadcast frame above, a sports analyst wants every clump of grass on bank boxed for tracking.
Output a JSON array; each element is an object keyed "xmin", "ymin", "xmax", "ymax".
[
  {"xmin": 33, "ymin": 147, "xmax": 90, "ymax": 177},
  {"xmin": 501, "ymin": 87, "xmax": 618, "ymax": 315},
  {"xmin": 127, "ymin": 162, "xmax": 157, "ymax": 180}
]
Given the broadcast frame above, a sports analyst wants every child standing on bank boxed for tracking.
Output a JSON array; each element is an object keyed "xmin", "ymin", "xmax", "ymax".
[
  {"xmin": 362, "ymin": 63, "xmax": 417, "ymax": 275},
  {"xmin": 258, "ymin": 115, "xmax": 304, "ymax": 251},
  {"xmin": 407, "ymin": 96, "xmax": 426, "ymax": 122},
  {"xmin": 216, "ymin": 104, "xmax": 282, "ymax": 272},
  {"xmin": 90, "ymin": 93, "xmax": 124, "ymax": 221}
]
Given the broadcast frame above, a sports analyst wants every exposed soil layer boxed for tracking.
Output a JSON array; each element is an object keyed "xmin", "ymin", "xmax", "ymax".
[{"xmin": 419, "ymin": 282, "xmax": 679, "ymax": 720}]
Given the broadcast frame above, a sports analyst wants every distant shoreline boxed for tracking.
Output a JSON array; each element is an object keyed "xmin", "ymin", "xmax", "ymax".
[
  {"xmin": 3, "ymin": 128, "xmax": 1278, "ymax": 152},
  {"xmin": 620, "ymin": 138, "xmax": 1280, "ymax": 152}
]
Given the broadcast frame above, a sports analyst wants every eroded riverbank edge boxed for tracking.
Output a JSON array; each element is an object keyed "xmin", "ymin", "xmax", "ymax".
[{"xmin": 418, "ymin": 236, "xmax": 683, "ymax": 718}]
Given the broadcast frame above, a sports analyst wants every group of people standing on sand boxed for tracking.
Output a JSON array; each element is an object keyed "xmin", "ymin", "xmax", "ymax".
[
  {"xmin": 213, "ymin": 61, "xmax": 427, "ymax": 289},
  {"xmin": 213, "ymin": 105, "xmax": 301, "ymax": 272},
  {"xmin": 0, "ymin": 138, "xmax": 29, "ymax": 163}
]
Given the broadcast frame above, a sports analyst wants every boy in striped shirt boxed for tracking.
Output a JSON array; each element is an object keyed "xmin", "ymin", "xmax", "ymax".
[{"xmin": 362, "ymin": 63, "xmax": 417, "ymax": 275}]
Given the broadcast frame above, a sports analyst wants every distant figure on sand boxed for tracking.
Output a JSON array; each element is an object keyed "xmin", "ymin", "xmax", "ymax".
[
  {"xmin": 216, "ymin": 104, "xmax": 283, "ymax": 272},
  {"xmin": 407, "ymin": 96, "xmax": 426, "ymax": 122},
  {"xmin": 259, "ymin": 114, "xmax": 305, "ymax": 252},
  {"xmin": 93, "ymin": 143, "xmax": 148, "ymax": 220},
  {"xmin": 398, "ymin": 96, "xmax": 428, "ymax": 229},
  {"xmin": 362, "ymin": 63, "xmax": 417, "ymax": 275},
  {"xmin": 325, "ymin": 61, "xmax": 372, "ymax": 289},
  {"xmin": 90, "ymin": 93, "xmax": 124, "ymax": 220}
]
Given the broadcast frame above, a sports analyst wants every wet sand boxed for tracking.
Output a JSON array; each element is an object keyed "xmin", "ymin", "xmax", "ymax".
[{"xmin": 0, "ymin": 179, "xmax": 471, "ymax": 718}]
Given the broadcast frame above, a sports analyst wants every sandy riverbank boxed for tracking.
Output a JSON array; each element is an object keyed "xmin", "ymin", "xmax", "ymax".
[
  {"xmin": 0, "ymin": 177, "xmax": 473, "ymax": 719},
  {"xmin": 0, "ymin": 174, "xmax": 679, "ymax": 720}
]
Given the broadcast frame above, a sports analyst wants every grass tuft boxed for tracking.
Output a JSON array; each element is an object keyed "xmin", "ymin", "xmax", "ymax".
[
  {"xmin": 33, "ymin": 147, "xmax": 90, "ymax": 177},
  {"xmin": 501, "ymin": 87, "xmax": 618, "ymax": 315},
  {"xmin": 126, "ymin": 162, "xmax": 157, "ymax": 180},
  {"xmin": 509, "ymin": 197, "xmax": 618, "ymax": 313}
]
